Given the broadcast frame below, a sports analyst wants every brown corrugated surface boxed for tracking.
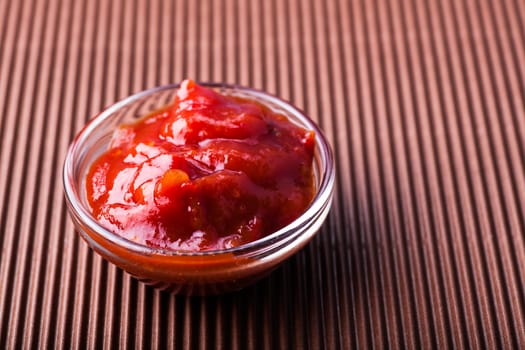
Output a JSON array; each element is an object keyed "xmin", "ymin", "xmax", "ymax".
[{"xmin": 0, "ymin": 0, "xmax": 524, "ymax": 348}]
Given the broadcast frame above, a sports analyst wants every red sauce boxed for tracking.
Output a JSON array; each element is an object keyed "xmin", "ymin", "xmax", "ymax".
[{"xmin": 86, "ymin": 80, "xmax": 315, "ymax": 251}]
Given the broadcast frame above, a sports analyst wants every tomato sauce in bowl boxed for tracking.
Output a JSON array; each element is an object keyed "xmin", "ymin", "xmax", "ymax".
[
  {"xmin": 86, "ymin": 80, "xmax": 315, "ymax": 252},
  {"xmin": 63, "ymin": 80, "xmax": 334, "ymax": 294}
]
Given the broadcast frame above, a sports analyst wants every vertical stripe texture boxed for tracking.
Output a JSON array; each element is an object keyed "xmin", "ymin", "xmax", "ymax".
[{"xmin": 0, "ymin": 0, "xmax": 524, "ymax": 348}]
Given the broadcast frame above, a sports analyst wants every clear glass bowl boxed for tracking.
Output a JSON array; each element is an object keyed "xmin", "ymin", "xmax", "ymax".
[{"xmin": 63, "ymin": 83, "xmax": 335, "ymax": 295}]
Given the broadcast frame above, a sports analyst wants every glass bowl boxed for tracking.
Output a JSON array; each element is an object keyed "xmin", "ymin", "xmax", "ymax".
[{"xmin": 63, "ymin": 83, "xmax": 335, "ymax": 295}]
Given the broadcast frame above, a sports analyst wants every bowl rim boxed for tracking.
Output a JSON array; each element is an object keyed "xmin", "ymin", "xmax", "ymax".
[{"xmin": 63, "ymin": 82, "xmax": 335, "ymax": 257}]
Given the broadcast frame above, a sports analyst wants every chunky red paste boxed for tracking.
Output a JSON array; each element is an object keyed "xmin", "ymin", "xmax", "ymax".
[{"xmin": 86, "ymin": 80, "xmax": 315, "ymax": 251}]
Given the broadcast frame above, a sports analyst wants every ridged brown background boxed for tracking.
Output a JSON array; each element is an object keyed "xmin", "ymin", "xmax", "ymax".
[{"xmin": 1, "ymin": 0, "xmax": 524, "ymax": 348}]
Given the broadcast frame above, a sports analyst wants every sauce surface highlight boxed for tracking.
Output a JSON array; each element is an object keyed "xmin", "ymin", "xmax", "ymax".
[{"xmin": 86, "ymin": 80, "xmax": 315, "ymax": 251}]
